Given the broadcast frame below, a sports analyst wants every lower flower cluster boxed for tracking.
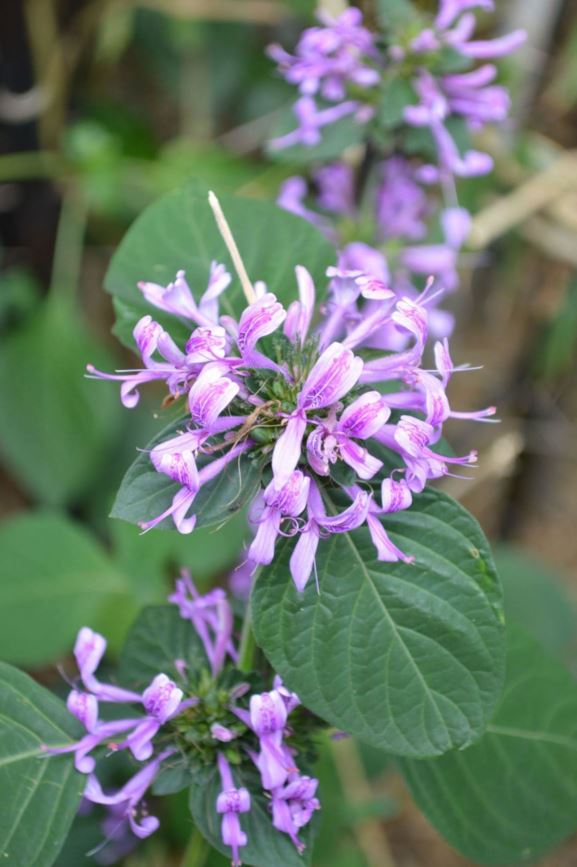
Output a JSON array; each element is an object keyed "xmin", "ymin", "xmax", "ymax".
[{"xmin": 44, "ymin": 573, "xmax": 319, "ymax": 865}]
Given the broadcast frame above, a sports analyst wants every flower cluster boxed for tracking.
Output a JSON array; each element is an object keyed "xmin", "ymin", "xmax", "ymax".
[
  {"xmin": 269, "ymin": 1, "xmax": 524, "ymax": 169},
  {"xmin": 171, "ymin": 572, "xmax": 320, "ymax": 861},
  {"xmin": 89, "ymin": 247, "xmax": 493, "ymax": 593},
  {"xmin": 46, "ymin": 575, "xmax": 319, "ymax": 864},
  {"xmin": 43, "ymin": 627, "xmax": 189, "ymax": 838},
  {"xmin": 271, "ymin": 1, "xmax": 525, "ymax": 334},
  {"xmin": 268, "ymin": 7, "xmax": 379, "ymax": 150}
]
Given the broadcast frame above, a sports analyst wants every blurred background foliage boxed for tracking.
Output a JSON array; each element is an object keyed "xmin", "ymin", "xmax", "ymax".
[{"xmin": 1, "ymin": 1, "xmax": 577, "ymax": 865}]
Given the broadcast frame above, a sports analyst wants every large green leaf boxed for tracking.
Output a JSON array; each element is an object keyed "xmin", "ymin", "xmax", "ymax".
[
  {"xmin": 189, "ymin": 762, "xmax": 317, "ymax": 867},
  {"xmin": 119, "ymin": 605, "xmax": 209, "ymax": 688},
  {"xmin": 110, "ymin": 416, "xmax": 261, "ymax": 531},
  {"xmin": 0, "ymin": 512, "xmax": 135, "ymax": 667},
  {"xmin": 111, "ymin": 511, "xmax": 247, "ymax": 604},
  {"xmin": 252, "ymin": 487, "xmax": 505, "ymax": 757},
  {"xmin": 0, "ymin": 300, "xmax": 121, "ymax": 506},
  {"xmin": 400, "ymin": 625, "xmax": 577, "ymax": 864},
  {"xmin": 0, "ymin": 662, "xmax": 84, "ymax": 867},
  {"xmin": 104, "ymin": 184, "xmax": 335, "ymax": 349}
]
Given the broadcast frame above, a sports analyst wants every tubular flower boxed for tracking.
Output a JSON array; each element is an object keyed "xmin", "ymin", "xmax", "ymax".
[
  {"xmin": 90, "ymin": 249, "xmax": 492, "ymax": 591},
  {"xmin": 44, "ymin": 628, "xmax": 193, "ymax": 771}
]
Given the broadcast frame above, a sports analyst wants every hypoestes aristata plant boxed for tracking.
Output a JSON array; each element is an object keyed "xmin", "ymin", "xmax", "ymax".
[{"xmin": 9, "ymin": 5, "xmax": 577, "ymax": 867}]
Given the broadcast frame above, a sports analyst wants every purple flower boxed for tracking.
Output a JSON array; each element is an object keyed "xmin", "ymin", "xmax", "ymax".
[
  {"xmin": 169, "ymin": 572, "xmax": 237, "ymax": 675},
  {"xmin": 284, "ymin": 266, "xmax": 316, "ymax": 346},
  {"xmin": 273, "ymin": 676, "xmax": 300, "ymax": 713},
  {"xmin": 87, "ymin": 316, "xmax": 190, "ymax": 409},
  {"xmin": 92, "ymin": 196, "xmax": 493, "ymax": 570},
  {"xmin": 457, "ymin": 29, "xmax": 526, "ymax": 59},
  {"xmin": 404, "ymin": 72, "xmax": 495, "ymax": 180},
  {"xmin": 237, "ymin": 293, "xmax": 287, "ymax": 371},
  {"xmin": 268, "ymin": 8, "xmax": 379, "ymax": 103},
  {"xmin": 375, "ymin": 415, "xmax": 477, "ymax": 493},
  {"xmin": 271, "ymin": 773, "xmax": 320, "ymax": 852},
  {"xmin": 47, "ymin": 700, "xmax": 140, "ymax": 773},
  {"xmin": 435, "ymin": 0, "xmax": 494, "ymax": 31},
  {"xmin": 277, "ymin": 176, "xmax": 332, "ymax": 235},
  {"xmin": 211, "ymin": 723, "xmax": 237, "ymax": 742},
  {"xmin": 84, "ymin": 749, "xmax": 175, "ymax": 839},
  {"xmin": 46, "ymin": 626, "xmax": 194, "ymax": 770},
  {"xmin": 216, "ymin": 754, "xmax": 251, "ymax": 867},
  {"xmin": 139, "ymin": 263, "xmax": 231, "ymax": 325},
  {"xmin": 375, "ymin": 157, "xmax": 429, "ymax": 241},
  {"xmin": 306, "ymin": 391, "xmax": 388, "ymax": 480},
  {"xmin": 272, "ymin": 342, "xmax": 363, "ymax": 486},
  {"xmin": 314, "ymin": 162, "xmax": 356, "ymax": 216},
  {"xmin": 188, "ymin": 363, "xmax": 239, "ymax": 425},
  {"xmin": 338, "ymin": 243, "xmax": 390, "ymax": 283},
  {"xmin": 269, "ymin": 96, "xmax": 363, "ymax": 151},
  {"xmin": 443, "ymin": 64, "xmax": 511, "ymax": 127},
  {"xmin": 249, "ymin": 690, "xmax": 291, "ymax": 789},
  {"xmin": 119, "ymin": 674, "xmax": 185, "ymax": 762},
  {"xmin": 249, "ymin": 472, "xmax": 310, "ymax": 566},
  {"xmin": 74, "ymin": 628, "xmax": 142, "ymax": 703},
  {"xmin": 441, "ymin": 206, "xmax": 471, "ymax": 249},
  {"xmin": 140, "ymin": 441, "xmax": 251, "ymax": 535},
  {"xmin": 290, "ymin": 482, "xmax": 371, "ymax": 591}
]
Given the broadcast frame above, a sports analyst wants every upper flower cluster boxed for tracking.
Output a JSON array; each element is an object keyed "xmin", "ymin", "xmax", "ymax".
[
  {"xmin": 270, "ymin": 1, "xmax": 525, "ymax": 341},
  {"xmin": 89, "ymin": 245, "xmax": 493, "ymax": 593},
  {"xmin": 269, "ymin": 1, "xmax": 524, "ymax": 177},
  {"xmin": 268, "ymin": 7, "xmax": 379, "ymax": 149},
  {"xmin": 46, "ymin": 575, "xmax": 319, "ymax": 865}
]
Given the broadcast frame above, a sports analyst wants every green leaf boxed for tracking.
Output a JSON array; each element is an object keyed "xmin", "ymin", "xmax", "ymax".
[
  {"xmin": 400, "ymin": 625, "xmax": 577, "ymax": 865},
  {"xmin": 0, "ymin": 512, "xmax": 136, "ymax": 667},
  {"xmin": 0, "ymin": 300, "xmax": 121, "ymax": 505},
  {"xmin": 377, "ymin": 76, "xmax": 416, "ymax": 129},
  {"xmin": 252, "ymin": 487, "xmax": 505, "ymax": 757},
  {"xmin": 119, "ymin": 604, "xmax": 209, "ymax": 687},
  {"xmin": 111, "ymin": 511, "xmax": 247, "ymax": 603},
  {"xmin": 104, "ymin": 183, "xmax": 335, "ymax": 349},
  {"xmin": 111, "ymin": 416, "xmax": 261, "ymax": 531},
  {"xmin": 376, "ymin": 0, "xmax": 417, "ymax": 29},
  {"xmin": 189, "ymin": 762, "xmax": 317, "ymax": 867},
  {"xmin": 495, "ymin": 544, "xmax": 576, "ymax": 660},
  {"xmin": 0, "ymin": 662, "xmax": 84, "ymax": 867}
]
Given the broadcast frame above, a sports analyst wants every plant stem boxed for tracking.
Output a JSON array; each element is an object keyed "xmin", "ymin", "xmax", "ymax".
[
  {"xmin": 0, "ymin": 151, "xmax": 67, "ymax": 182},
  {"xmin": 48, "ymin": 192, "xmax": 88, "ymax": 309},
  {"xmin": 181, "ymin": 828, "xmax": 210, "ymax": 867},
  {"xmin": 208, "ymin": 190, "xmax": 257, "ymax": 305},
  {"xmin": 238, "ymin": 601, "xmax": 257, "ymax": 673}
]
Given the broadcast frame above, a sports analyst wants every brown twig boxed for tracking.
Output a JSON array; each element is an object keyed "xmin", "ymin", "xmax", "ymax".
[{"xmin": 469, "ymin": 151, "xmax": 577, "ymax": 249}]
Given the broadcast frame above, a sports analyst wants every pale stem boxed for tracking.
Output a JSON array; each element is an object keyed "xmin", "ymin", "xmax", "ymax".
[{"xmin": 208, "ymin": 190, "xmax": 257, "ymax": 305}]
